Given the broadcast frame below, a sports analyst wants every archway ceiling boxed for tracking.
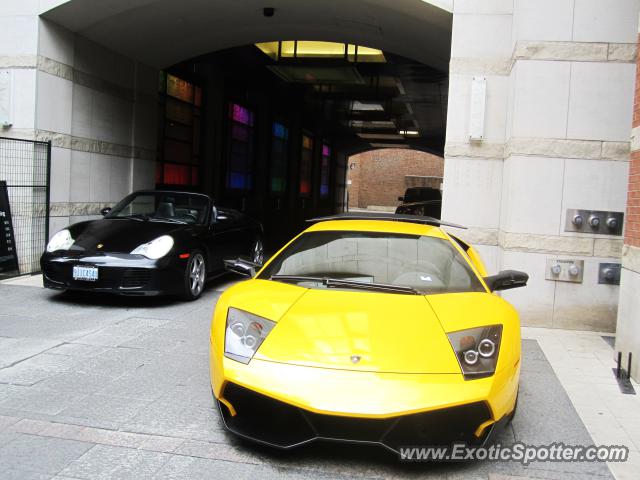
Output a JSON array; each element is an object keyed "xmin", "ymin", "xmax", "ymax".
[{"xmin": 41, "ymin": 0, "xmax": 452, "ymax": 71}]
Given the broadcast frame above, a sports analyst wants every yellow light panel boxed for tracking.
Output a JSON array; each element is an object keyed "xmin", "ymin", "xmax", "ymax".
[{"xmin": 255, "ymin": 41, "xmax": 385, "ymax": 62}]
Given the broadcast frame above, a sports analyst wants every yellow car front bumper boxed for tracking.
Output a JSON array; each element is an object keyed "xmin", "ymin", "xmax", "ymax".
[{"xmin": 210, "ymin": 353, "xmax": 519, "ymax": 452}]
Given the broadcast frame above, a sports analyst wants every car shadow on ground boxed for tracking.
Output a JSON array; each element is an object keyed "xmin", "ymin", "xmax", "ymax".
[
  {"xmin": 45, "ymin": 272, "xmax": 239, "ymax": 309},
  {"xmin": 227, "ymin": 432, "xmax": 512, "ymax": 476}
]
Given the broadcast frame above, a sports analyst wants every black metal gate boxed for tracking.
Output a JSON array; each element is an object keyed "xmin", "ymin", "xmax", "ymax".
[{"xmin": 0, "ymin": 137, "xmax": 51, "ymax": 278}]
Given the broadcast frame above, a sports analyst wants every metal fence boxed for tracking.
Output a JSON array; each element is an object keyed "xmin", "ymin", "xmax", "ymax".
[{"xmin": 0, "ymin": 137, "xmax": 50, "ymax": 278}]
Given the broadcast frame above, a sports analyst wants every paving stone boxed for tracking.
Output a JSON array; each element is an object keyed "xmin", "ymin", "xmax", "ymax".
[
  {"xmin": 97, "ymin": 373, "xmax": 177, "ymax": 402},
  {"xmin": 49, "ymin": 414, "xmax": 122, "ymax": 432},
  {"xmin": 0, "ymin": 305, "xmax": 120, "ymax": 342},
  {"xmin": 37, "ymin": 422, "xmax": 87, "ymax": 440},
  {"xmin": 137, "ymin": 434, "xmax": 185, "ymax": 453},
  {"xmin": 174, "ymin": 439, "xmax": 265, "ymax": 464},
  {"xmin": 0, "ymin": 387, "xmax": 81, "ymax": 416},
  {"xmin": 0, "ymin": 466, "xmax": 55, "ymax": 480},
  {"xmin": 46, "ymin": 343, "xmax": 110, "ymax": 358},
  {"xmin": 58, "ymin": 394, "xmax": 152, "ymax": 423},
  {"xmin": 0, "ymin": 364, "xmax": 61, "ymax": 386},
  {"xmin": 0, "ymin": 414, "xmax": 21, "ymax": 430},
  {"xmin": 122, "ymin": 399, "xmax": 228, "ymax": 443},
  {"xmin": 0, "ymin": 337, "xmax": 62, "ymax": 368},
  {"xmin": 0, "ymin": 431, "xmax": 22, "ymax": 448},
  {"xmin": 73, "ymin": 428, "xmax": 145, "ymax": 449},
  {"xmin": 9, "ymin": 419, "xmax": 51, "ymax": 435},
  {"xmin": 59, "ymin": 444, "xmax": 170, "ymax": 480},
  {"xmin": 37, "ymin": 371, "xmax": 122, "ymax": 395},
  {"xmin": 155, "ymin": 454, "xmax": 368, "ymax": 480},
  {"xmin": 0, "ymin": 434, "xmax": 93, "ymax": 475},
  {"xmin": 19, "ymin": 353, "xmax": 79, "ymax": 371}
]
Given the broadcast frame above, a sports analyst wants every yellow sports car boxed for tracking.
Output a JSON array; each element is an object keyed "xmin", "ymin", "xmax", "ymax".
[{"xmin": 209, "ymin": 213, "xmax": 527, "ymax": 453}]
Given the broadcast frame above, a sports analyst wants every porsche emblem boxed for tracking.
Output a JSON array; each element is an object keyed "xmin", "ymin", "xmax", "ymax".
[
  {"xmin": 96, "ymin": 243, "xmax": 103, "ymax": 249},
  {"xmin": 350, "ymin": 355, "xmax": 361, "ymax": 364}
]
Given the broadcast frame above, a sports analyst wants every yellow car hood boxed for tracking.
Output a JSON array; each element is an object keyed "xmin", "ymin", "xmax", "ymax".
[{"xmin": 253, "ymin": 287, "xmax": 461, "ymax": 374}]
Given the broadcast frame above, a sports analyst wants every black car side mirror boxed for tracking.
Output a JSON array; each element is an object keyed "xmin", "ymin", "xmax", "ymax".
[
  {"xmin": 210, "ymin": 206, "xmax": 218, "ymax": 225},
  {"xmin": 100, "ymin": 207, "xmax": 112, "ymax": 216},
  {"xmin": 483, "ymin": 270, "xmax": 529, "ymax": 292},
  {"xmin": 224, "ymin": 258, "xmax": 261, "ymax": 278},
  {"xmin": 397, "ymin": 196, "xmax": 404, "ymax": 202}
]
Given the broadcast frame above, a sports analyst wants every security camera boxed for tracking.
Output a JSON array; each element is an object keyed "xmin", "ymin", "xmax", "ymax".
[{"xmin": 263, "ymin": 7, "xmax": 275, "ymax": 17}]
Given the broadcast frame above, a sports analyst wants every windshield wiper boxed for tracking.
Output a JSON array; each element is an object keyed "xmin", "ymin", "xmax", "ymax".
[
  {"xmin": 116, "ymin": 214, "xmax": 149, "ymax": 221},
  {"xmin": 270, "ymin": 275, "xmax": 419, "ymax": 295},
  {"xmin": 150, "ymin": 217, "xmax": 187, "ymax": 224}
]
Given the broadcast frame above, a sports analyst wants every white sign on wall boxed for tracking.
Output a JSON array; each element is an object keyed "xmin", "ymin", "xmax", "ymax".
[
  {"xmin": 469, "ymin": 76, "xmax": 486, "ymax": 141},
  {"xmin": 0, "ymin": 71, "xmax": 12, "ymax": 127}
]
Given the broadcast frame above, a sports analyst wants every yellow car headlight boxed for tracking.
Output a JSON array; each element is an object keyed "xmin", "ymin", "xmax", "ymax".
[
  {"xmin": 224, "ymin": 307, "xmax": 275, "ymax": 364},
  {"xmin": 447, "ymin": 325, "xmax": 502, "ymax": 379}
]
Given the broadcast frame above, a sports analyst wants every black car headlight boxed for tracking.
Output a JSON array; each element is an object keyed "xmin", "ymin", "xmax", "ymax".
[
  {"xmin": 46, "ymin": 229, "xmax": 74, "ymax": 252},
  {"xmin": 224, "ymin": 307, "xmax": 275, "ymax": 364},
  {"xmin": 131, "ymin": 235, "xmax": 174, "ymax": 259},
  {"xmin": 447, "ymin": 325, "xmax": 502, "ymax": 379}
]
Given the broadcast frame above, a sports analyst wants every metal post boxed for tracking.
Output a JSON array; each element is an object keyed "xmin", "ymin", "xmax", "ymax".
[
  {"xmin": 616, "ymin": 351, "xmax": 622, "ymax": 378},
  {"xmin": 45, "ymin": 140, "xmax": 51, "ymax": 243}
]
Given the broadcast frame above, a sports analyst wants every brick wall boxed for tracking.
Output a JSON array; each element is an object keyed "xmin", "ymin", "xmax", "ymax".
[
  {"xmin": 625, "ymin": 34, "xmax": 640, "ymax": 248},
  {"xmin": 347, "ymin": 149, "xmax": 444, "ymax": 209}
]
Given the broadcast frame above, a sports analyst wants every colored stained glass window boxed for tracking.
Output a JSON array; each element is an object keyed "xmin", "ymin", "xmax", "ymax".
[
  {"xmin": 229, "ymin": 103, "xmax": 254, "ymax": 126},
  {"xmin": 226, "ymin": 103, "xmax": 255, "ymax": 191},
  {"xmin": 156, "ymin": 73, "xmax": 202, "ymax": 187},
  {"xmin": 273, "ymin": 122, "xmax": 288, "ymax": 140},
  {"xmin": 163, "ymin": 163, "xmax": 191, "ymax": 185},
  {"xmin": 300, "ymin": 135, "xmax": 313, "ymax": 197},
  {"xmin": 166, "ymin": 98, "xmax": 193, "ymax": 125},
  {"xmin": 167, "ymin": 74, "xmax": 194, "ymax": 103},
  {"xmin": 164, "ymin": 139, "xmax": 191, "ymax": 164},
  {"xmin": 270, "ymin": 122, "xmax": 289, "ymax": 194},
  {"xmin": 320, "ymin": 143, "xmax": 331, "ymax": 197}
]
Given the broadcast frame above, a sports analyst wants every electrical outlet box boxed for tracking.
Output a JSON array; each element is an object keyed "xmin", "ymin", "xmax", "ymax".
[
  {"xmin": 565, "ymin": 209, "xmax": 624, "ymax": 236},
  {"xmin": 598, "ymin": 263, "xmax": 621, "ymax": 285},
  {"xmin": 546, "ymin": 259, "xmax": 584, "ymax": 283}
]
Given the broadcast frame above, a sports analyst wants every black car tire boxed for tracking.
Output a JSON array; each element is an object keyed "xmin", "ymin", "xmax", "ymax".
[
  {"xmin": 182, "ymin": 250, "xmax": 206, "ymax": 301},
  {"xmin": 250, "ymin": 236, "xmax": 264, "ymax": 265}
]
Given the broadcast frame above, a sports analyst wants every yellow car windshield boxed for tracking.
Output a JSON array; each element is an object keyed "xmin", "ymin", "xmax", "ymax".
[{"xmin": 259, "ymin": 231, "xmax": 485, "ymax": 294}]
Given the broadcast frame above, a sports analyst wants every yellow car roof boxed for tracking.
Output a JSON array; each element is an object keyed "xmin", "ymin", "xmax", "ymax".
[{"xmin": 305, "ymin": 219, "xmax": 449, "ymax": 240}]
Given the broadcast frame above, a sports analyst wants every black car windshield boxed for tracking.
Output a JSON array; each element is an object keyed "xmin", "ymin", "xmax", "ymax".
[
  {"xmin": 259, "ymin": 231, "xmax": 486, "ymax": 294},
  {"xmin": 107, "ymin": 192, "xmax": 209, "ymax": 225},
  {"xmin": 404, "ymin": 187, "xmax": 442, "ymax": 203}
]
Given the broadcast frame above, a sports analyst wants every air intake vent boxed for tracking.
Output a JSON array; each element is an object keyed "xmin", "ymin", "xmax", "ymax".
[{"xmin": 121, "ymin": 268, "xmax": 152, "ymax": 289}]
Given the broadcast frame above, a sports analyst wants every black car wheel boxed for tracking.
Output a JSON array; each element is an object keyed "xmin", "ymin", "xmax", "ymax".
[
  {"xmin": 183, "ymin": 250, "xmax": 206, "ymax": 301},
  {"xmin": 251, "ymin": 237, "xmax": 264, "ymax": 265}
]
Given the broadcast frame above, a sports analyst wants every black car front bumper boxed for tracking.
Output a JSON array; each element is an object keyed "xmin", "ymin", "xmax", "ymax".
[
  {"xmin": 41, "ymin": 252, "xmax": 186, "ymax": 296},
  {"xmin": 218, "ymin": 382, "xmax": 505, "ymax": 455}
]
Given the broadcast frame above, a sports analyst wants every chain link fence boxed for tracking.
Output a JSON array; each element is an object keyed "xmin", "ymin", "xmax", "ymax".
[{"xmin": 0, "ymin": 137, "xmax": 50, "ymax": 278}]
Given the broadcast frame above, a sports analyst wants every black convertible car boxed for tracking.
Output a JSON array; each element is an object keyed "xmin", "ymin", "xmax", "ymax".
[{"xmin": 41, "ymin": 190, "xmax": 263, "ymax": 300}]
